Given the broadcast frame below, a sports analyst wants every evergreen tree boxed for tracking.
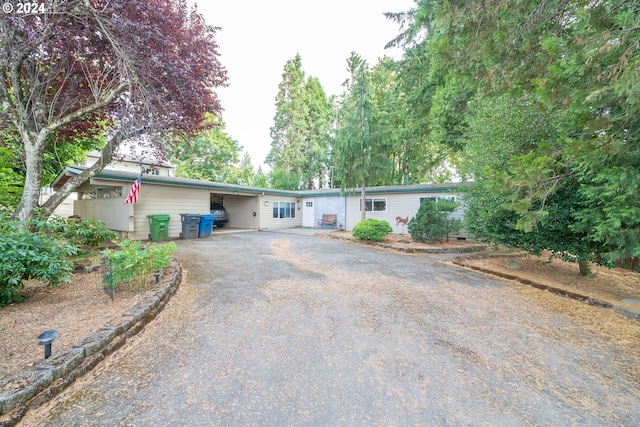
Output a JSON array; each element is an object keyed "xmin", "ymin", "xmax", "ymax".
[
  {"xmin": 334, "ymin": 53, "xmax": 392, "ymax": 220},
  {"xmin": 395, "ymin": 0, "xmax": 640, "ymax": 269},
  {"xmin": 267, "ymin": 54, "xmax": 331, "ymax": 189}
]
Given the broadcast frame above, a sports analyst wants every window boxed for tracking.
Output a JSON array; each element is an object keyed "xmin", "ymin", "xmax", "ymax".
[
  {"xmin": 420, "ymin": 196, "xmax": 455, "ymax": 204},
  {"xmin": 305, "ymin": 201, "xmax": 313, "ymax": 207},
  {"xmin": 98, "ymin": 188, "xmax": 123, "ymax": 199},
  {"xmin": 79, "ymin": 188, "xmax": 122, "ymax": 199},
  {"xmin": 360, "ymin": 198, "xmax": 386, "ymax": 212},
  {"xmin": 272, "ymin": 201, "xmax": 296, "ymax": 218}
]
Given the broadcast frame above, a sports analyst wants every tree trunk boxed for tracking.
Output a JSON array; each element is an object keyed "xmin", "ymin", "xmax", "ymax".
[
  {"xmin": 14, "ymin": 134, "xmax": 46, "ymax": 221},
  {"xmin": 578, "ymin": 259, "xmax": 592, "ymax": 276},
  {"xmin": 361, "ymin": 177, "xmax": 366, "ymax": 221}
]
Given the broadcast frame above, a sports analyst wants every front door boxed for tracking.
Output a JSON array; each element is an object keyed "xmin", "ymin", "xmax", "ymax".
[{"xmin": 302, "ymin": 199, "xmax": 315, "ymax": 227}]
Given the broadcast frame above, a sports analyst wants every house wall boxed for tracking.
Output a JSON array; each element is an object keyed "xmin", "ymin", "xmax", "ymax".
[
  {"xmin": 345, "ymin": 191, "xmax": 463, "ymax": 234},
  {"xmin": 258, "ymin": 195, "xmax": 302, "ymax": 230},
  {"xmin": 314, "ymin": 196, "xmax": 346, "ymax": 229},
  {"xmin": 222, "ymin": 195, "xmax": 260, "ymax": 229},
  {"xmin": 75, "ymin": 198, "xmax": 133, "ymax": 231},
  {"xmin": 40, "ymin": 191, "xmax": 76, "ymax": 218},
  {"xmin": 84, "ymin": 155, "xmax": 173, "ymax": 176},
  {"xmin": 126, "ymin": 183, "xmax": 209, "ymax": 240}
]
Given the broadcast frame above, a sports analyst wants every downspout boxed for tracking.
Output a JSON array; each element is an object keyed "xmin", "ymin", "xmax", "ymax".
[{"xmin": 344, "ymin": 193, "xmax": 347, "ymax": 231}]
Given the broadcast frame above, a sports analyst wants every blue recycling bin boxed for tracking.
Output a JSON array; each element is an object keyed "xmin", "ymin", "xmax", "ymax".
[
  {"xmin": 198, "ymin": 214, "xmax": 214, "ymax": 238},
  {"xmin": 180, "ymin": 213, "xmax": 201, "ymax": 240}
]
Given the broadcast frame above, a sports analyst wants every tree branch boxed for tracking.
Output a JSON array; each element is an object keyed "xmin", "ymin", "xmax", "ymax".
[{"xmin": 41, "ymin": 81, "xmax": 127, "ymax": 136}]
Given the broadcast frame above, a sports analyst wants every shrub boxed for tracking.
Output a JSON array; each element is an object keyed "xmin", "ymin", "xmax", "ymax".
[
  {"xmin": 46, "ymin": 216, "xmax": 118, "ymax": 253},
  {"xmin": 0, "ymin": 218, "xmax": 77, "ymax": 307},
  {"xmin": 352, "ymin": 218, "xmax": 393, "ymax": 242},
  {"xmin": 102, "ymin": 240, "xmax": 176, "ymax": 291},
  {"xmin": 408, "ymin": 198, "xmax": 462, "ymax": 243}
]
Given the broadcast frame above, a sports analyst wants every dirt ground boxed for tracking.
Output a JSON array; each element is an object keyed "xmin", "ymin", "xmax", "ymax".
[
  {"xmin": 330, "ymin": 231, "xmax": 640, "ymax": 312},
  {"xmin": 0, "ymin": 265, "xmax": 160, "ymax": 381},
  {"xmin": 22, "ymin": 230, "xmax": 640, "ymax": 426},
  {"xmin": 1, "ymin": 231, "xmax": 639, "ymax": 383}
]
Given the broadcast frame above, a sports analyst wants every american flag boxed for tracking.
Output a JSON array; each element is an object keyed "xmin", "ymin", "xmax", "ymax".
[{"xmin": 123, "ymin": 173, "xmax": 143, "ymax": 204}]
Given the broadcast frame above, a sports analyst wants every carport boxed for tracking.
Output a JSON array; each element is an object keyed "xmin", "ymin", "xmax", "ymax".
[
  {"xmin": 209, "ymin": 192, "xmax": 261, "ymax": 230},
  {"xmin": 52, "ymin": 167, "xmax": 304, "ymax": 239}
]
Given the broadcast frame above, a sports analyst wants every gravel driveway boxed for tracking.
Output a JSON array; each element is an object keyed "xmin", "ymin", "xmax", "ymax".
[{"xmin": 34, "ymin": 231, "xmax": 639, "ymax": 426}]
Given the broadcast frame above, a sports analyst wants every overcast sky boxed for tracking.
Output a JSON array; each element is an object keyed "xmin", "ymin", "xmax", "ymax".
[{"xmin": 190, "ymin": 0, "xmax": 415, "ymax": 170}]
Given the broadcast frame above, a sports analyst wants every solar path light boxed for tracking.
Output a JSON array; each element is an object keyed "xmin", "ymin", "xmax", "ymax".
[{"xmin": 37, "ymin": 330, "xmax": 59, "ymax": 359}]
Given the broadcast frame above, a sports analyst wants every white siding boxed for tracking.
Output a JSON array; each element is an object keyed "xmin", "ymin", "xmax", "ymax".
[
  {"xmin": 345, "ymin": 192, "xmax": 462, "ymax": 234},
  {"xmin": 85, "ymin": 155, "xmax": 173, "ymax": 176},
  {"xmin": 129, "ymin": 183, "xmax": 209, "ymax": 240},
  {"xmin": 222, "ymin": 195, "xmax": 260, "ymax": 229},
  {"xmin": 41, "ymin": 192, "xmax": 76, "ymax": 218},
  {"xmin": 259, "ymin": 196, "xmax": 302, "ymax": 230},
  {"xmin": 75, "ymin": 198, "xmax": 133, "ymax": 231}
]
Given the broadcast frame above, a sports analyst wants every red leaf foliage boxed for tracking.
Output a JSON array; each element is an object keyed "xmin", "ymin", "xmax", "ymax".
[{"xmin": 0, "ymin": 0, "xmax": 227, "ymax": 142}]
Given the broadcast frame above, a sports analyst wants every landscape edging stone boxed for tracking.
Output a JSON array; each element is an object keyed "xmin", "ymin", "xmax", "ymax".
[
  {"xmin": 0, "ymin": 260, "xmax": 182, "ymax": 426},
  {"xmin": 451, "ymin": 256, "xmax": 640, "ymax": 321}
]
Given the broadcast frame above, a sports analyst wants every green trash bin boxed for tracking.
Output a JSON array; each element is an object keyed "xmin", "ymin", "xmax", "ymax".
[{"xmin": 148, "ymin": 214, "xmax": 170, "ymax": 241}]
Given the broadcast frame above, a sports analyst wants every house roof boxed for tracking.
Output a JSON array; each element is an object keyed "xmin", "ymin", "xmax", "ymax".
[
  {"xmin": 53, "ymin": 167, "xmax": 299, "ymax": 196},
  {"xmin": 86, "ymin": 151, "xmax": 174, "ymax": 168},
  {"xmin": 298, "ymin": 182, "xmax": 466, "ymax": 197},
  {"xmin": 52, "ymin": 166, "xmax": 465, "ymax": 197}
]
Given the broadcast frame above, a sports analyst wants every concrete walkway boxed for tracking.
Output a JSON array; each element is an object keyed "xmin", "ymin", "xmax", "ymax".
[{"xmin": 34, "ymin": 231, "xmax": 640, "ymax": 426}]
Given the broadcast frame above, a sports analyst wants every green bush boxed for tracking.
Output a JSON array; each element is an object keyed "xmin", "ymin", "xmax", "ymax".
[
  {"xmin": 408, "ymin": 198, "xmax": 462, "ymax": 243},
  {"xmin": 102, "ymin": 240, "xmax": 176, "ymax": 291},
  {"xmin": 352, "ymin": 218, "xmax": 393, "ymax": 242},
  {"xmin": 0, "ymin": 218, "xmax": 77, "ymax": 307},
  {"xmin": 46, "ymin": 216, "xmax": 118, "ymax": 252}
]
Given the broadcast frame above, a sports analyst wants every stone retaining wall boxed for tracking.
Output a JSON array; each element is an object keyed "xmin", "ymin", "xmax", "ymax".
[{"xmin": 0, "ymin": 261, "xmax": 182, "ymax": 427}]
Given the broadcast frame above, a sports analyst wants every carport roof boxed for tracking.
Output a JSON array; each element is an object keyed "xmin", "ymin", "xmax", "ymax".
[
  {"xmin": 53, "ymin": 167, "xmax": 299, "ymax": 197},
  {"xmin": 53, "ymin": 166, "xmax": 465, "ymax": 197}
]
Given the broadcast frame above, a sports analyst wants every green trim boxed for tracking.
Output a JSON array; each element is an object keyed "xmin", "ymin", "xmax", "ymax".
[
  {"xmin": 63, "ymin": 166, "xmax": 464, "ymax": 197},
  {"xmin": 91, "ymin": 169, "xmax": 297, "ymax": 197},
  {"xmin": 363, "ymin": 186, "xmax": 463, "ymax": 195},
  {"xmin": 301, "ymin": 184, "xmax": 464, "ymax": 197}
]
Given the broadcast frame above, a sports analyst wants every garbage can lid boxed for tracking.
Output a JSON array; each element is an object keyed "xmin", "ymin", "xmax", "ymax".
[{"xmin": 148, "ymin": 214, "xmax": 171, "ymax": 220}]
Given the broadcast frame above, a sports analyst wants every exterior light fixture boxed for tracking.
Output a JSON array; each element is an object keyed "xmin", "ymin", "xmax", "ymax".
[
  {"xmin": 37, "ymin": 330, "xmax": 59, "ymax": 359},
  {"xmin": 264, "ymin": 201, "xmax": 269, "ymax": 206}
]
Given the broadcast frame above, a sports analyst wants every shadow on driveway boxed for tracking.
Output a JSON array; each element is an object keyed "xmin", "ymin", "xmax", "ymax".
[{"xmin": 34, "ymin": 231, "xmax": 640, "ymax": 426}]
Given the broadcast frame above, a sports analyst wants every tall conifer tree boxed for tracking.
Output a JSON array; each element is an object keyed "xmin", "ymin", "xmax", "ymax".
[
  {"xmin": 334, "ymin": 53, "xmax": 392, "ymax": 220},
  {"xmin": 268, "ymin": 54, "xmax": 331, "ymax": 189}
]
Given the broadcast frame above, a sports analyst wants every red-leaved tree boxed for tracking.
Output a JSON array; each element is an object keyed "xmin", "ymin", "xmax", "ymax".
[{"xmin": 0, "ymin": 0, "xmax": 227, "ymax": 220}]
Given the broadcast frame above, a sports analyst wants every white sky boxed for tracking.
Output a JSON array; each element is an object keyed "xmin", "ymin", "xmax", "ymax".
[{"xmin": 190, "ymin": 0, "xmax": 415, "ymax": 170}]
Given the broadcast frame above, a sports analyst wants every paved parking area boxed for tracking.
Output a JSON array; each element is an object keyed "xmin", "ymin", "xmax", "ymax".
[{"xmin": 35, "ymin": 231, "xmax": 640, "ymax": 426}]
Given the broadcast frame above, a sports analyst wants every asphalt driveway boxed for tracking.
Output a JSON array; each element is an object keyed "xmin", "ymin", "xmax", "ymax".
[{"xmin": 35, "ymin": 231, "xmax": 639, "ymax": 426}]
